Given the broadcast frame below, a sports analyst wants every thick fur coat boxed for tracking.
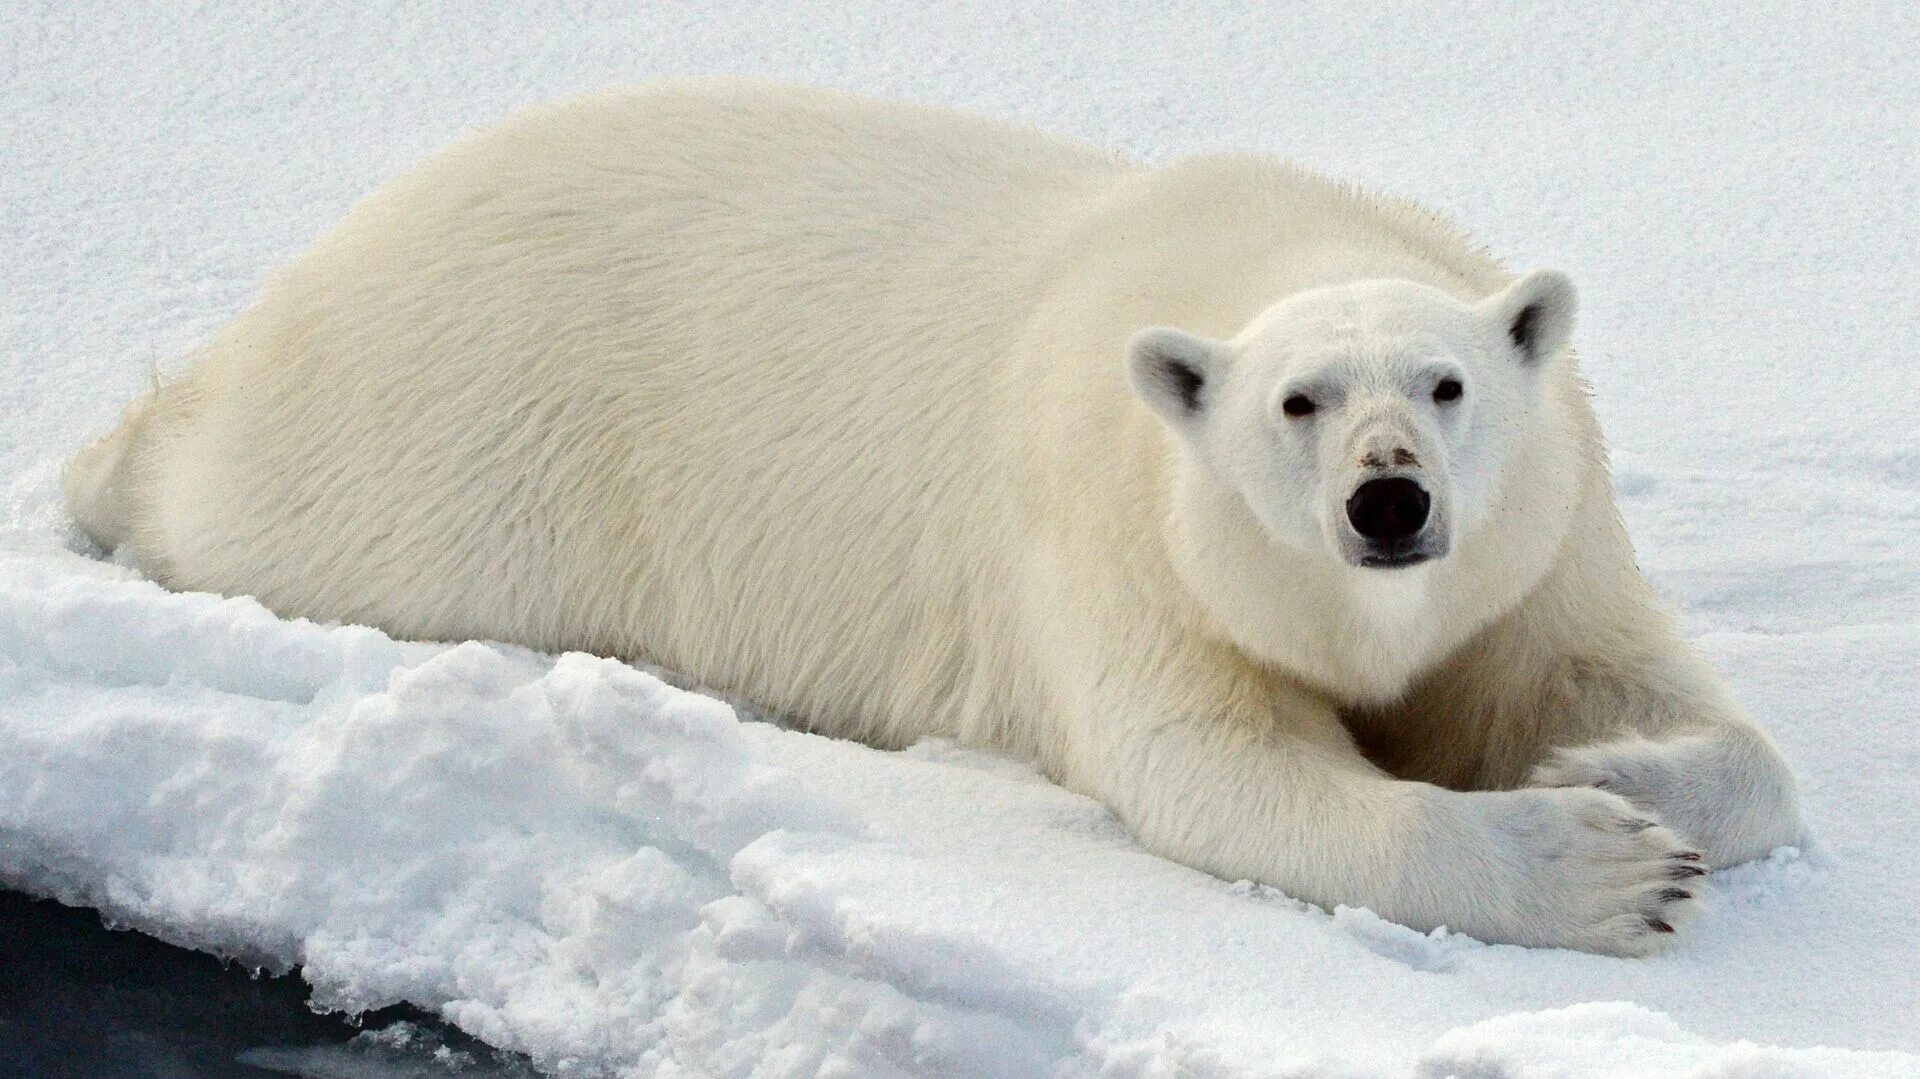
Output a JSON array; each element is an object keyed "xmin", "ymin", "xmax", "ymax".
[{"xmin": 67, "ymin": 81, "xmax": 1802, "ymax": 953}]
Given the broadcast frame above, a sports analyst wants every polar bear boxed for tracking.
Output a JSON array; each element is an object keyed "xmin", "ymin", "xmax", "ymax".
[{"xmin": 66, "ymin": 80, "xmax": 1802, "ymax": 954}]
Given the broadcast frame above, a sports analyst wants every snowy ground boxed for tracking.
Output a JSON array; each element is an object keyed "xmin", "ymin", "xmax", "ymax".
[{"xmin": 4, "ymin": 3, "xmax": 1918, "ymax": 1076}]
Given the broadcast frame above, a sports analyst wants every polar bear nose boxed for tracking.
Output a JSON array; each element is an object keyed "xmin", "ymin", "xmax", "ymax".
[{"xmin": 1346, "ymin": 478, "xmax": 1431, "ymax": 542}]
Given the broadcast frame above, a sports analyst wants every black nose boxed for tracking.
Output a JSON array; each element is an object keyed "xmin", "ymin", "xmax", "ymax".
[{"xmin": 1346, "ymin": 478, "xmax": 1431, "ymax": 543}]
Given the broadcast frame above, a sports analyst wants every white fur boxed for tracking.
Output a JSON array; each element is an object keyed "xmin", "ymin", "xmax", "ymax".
[{"xmin": 65, "ymin": 80, "xmax": 1803, "ymax": 954}]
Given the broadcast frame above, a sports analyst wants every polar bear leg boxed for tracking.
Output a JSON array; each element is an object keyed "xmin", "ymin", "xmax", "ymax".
[
  {"xmin": 1394, "ymin": 520, "xmax": 1808, "ymax": 869},
  {"xmin": 1414, "ymin": 631, "xmax": 1805, "ymax": 868},
  {"xmin": 1530, "ymin": 702, "xmax": 1804, "ymax": 868},
  {"xmin": 1045, "ymin": 619, "xmax": 1704, "ymax": 955},
  {"xmin": 1393, "ymin": 627, "xmax": 1806, "ymax": 869}
]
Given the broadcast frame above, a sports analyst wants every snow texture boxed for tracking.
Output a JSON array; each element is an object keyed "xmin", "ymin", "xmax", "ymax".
[{"xmin": 4, "ymin": 3, "xmax": 1918, "ymax": 1075}]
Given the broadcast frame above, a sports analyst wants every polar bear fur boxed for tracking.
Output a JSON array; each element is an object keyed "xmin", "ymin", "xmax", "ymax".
[{"xmin": 67, "ymin": 81, "xmax": 1802, "ymax": 954}]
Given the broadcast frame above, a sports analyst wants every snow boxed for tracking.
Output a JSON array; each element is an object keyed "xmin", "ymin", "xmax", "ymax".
[{"xmin": 4, "ymin": 3, "xmax": 1918, "ymax": 1075}]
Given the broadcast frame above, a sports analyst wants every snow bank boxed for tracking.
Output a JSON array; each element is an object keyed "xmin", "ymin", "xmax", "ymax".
[
  {"xmin": 5, "ymin": 3, "xmax": 1919, "ymax": 1076},
  {"xmin": 4, "ymin": 551, "xmax": 1916, "ymax": 1075},
  {"xmin": 0, "ymin": 550, "xmax": 1077, "ymax": 1074}
]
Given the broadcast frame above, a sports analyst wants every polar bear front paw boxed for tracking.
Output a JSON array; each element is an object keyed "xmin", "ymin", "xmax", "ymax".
[
  {"xmin": 1479, "ymin": 786, "xmax": 1706, "ymax": 956},
  {"xmin": 1530, "ymin": 731, "xmax": 1803, "ymax": 869}
]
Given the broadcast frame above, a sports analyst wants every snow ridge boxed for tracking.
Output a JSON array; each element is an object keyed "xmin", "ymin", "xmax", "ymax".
[{"xmin": 5, "ymin": 553, "xmax": 1915, "ymax": 1075}]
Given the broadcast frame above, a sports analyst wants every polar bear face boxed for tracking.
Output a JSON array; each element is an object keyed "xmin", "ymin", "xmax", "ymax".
[{"xmin": 1127, "ymin": 271, "xmax": 1576, "ymax": 575}]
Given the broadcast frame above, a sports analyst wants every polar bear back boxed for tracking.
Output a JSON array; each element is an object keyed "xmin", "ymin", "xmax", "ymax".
[
  {"xmin": 117, "ymin": 81, "xmax": 1543, "ymax": 750},
  {"xmin": 128, "ymin": 83, "xmax": 1128, "ymax": 746}
]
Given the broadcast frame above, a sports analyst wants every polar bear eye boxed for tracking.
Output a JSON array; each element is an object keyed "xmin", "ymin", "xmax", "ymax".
[
  {"xmin": 1433, "ymin": 379, "xmax": 1463, "ymax": 404},
  {"xmin": 1281, "ymin": 394, "xmax": 1317, "ymax": 418}
]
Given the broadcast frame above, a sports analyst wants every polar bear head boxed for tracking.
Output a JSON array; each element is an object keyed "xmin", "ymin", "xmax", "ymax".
[{"xmin": 1127, "ymin": 271, "xmax": 1577, "ymax": 575}]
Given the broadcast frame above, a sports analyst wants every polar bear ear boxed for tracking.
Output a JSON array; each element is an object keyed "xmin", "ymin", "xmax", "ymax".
[
  {"xmin": 1127, "ymin": 327, "xmax": 1226, "ymax": 429},
  {"xmin": 1481, "ymin": 270, "xmax": 1577, "ymax": 365}
]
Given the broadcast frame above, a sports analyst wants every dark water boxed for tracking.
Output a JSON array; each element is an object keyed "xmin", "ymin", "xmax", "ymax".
[{"xmin": 0, "ymin": 890, "xmax": 533, "ymax": 1078}]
